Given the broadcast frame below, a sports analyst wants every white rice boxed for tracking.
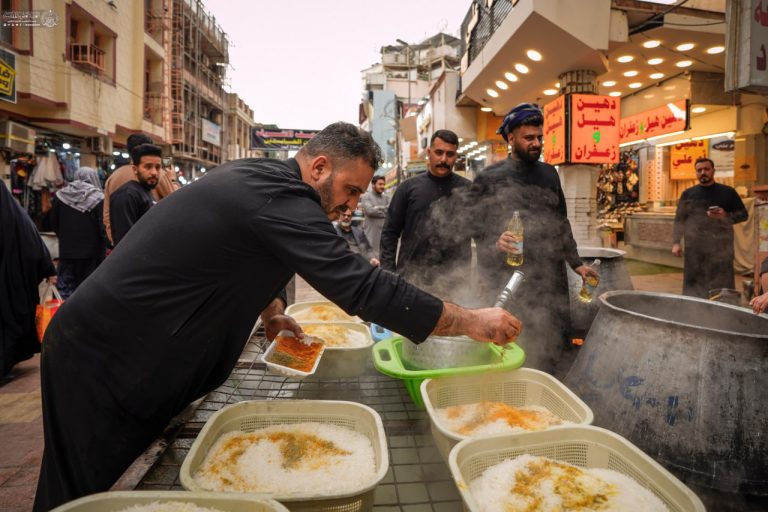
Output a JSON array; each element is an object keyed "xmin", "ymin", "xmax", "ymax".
[
  {"xmin": 291, "ymin": 304, "xmax": 354, "ymax": 322},
  {"xmin": 117, "ymin": 502, "xmax": 225, "ymax": 512},
  {"xmin": 301, "ymin": 324, "xmax": 369, "ymax": 348},
  {"xmin": 193, "ymin": 422, "xmax": 376, "ymax": 495},
  {"xmin": 469, "ymin": 454, "xmax": 670, "ymax": 512},
  {"xmin": 435, "ymin": 402, "xmax": 569, "ymax": 436}
]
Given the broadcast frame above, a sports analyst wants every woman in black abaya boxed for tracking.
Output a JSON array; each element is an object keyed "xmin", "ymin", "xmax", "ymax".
[{"xmin": 0, "ymin": 182, "xmax": 56, "ymax": 379}]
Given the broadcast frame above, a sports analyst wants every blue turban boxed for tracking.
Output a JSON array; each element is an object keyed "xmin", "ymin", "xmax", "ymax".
[{"xmin": 497, "ymin": 103, "xmax": 543, "ymax": 142}]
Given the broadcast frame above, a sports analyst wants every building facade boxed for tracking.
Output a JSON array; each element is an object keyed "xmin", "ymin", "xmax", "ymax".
[
  {"xmin": 360, "ymin": 33, "xmax": 465, "ymax": 183},
  {"xmin": 167, "ymin": 0, "xmax": 229, "ymax": 179},
  {"xmin": 0, "ymin": 0, "xmax": 166, "ymax": 164},
  {"xmin": 223, "ymin": 92, "xmax": 261, "ymax": 162}
]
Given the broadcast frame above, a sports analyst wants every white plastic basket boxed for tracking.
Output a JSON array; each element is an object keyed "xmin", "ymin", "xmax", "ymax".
[
  {"xmin": 180, "ymin": 400, "xmax": 388, "ymax": 512},
  {"xmin": 422, "ymin": 368, "xmax": 594, "ymax": 462},
  {"xmin": 260, "ymin": 331, "xmax": 325, "ymax": 380},
  {"xmin": 449, "ymin": 426, "xmax": 706, "ymax": 512},
  {"xmin": 51, "ymin": 491, "xmax": 288, "ymax": 511},
  {"xmin": 299, "ymin": 322, "xmax": 374, "ymax": 379},
  {"xmin": 285, "ymin": 300, "xmax": 362, "ymax": 323}
]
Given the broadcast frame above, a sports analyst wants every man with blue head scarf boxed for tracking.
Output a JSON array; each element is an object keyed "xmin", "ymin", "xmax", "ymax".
[
  {"xmin": 47, "ymin": 167, "xmax": 107, "ymax": 298},
  {"xmin": 468, "ymin": 103, "xmax": 597, "ymax": 378}
]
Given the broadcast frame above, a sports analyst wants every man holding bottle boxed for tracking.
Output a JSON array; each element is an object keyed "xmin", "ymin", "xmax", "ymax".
[{"xmin": 468, "ymin": 103, "xmax": 596, "ymax": 378}]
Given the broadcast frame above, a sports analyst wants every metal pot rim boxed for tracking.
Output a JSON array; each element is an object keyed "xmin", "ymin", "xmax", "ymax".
[
  {"xmin": 576, "ymin": 246, "xmax": 626, "ymax": 259},
  {"xmin": 599, "ymin": 290, "xmax": 768, "ymax": 339}
]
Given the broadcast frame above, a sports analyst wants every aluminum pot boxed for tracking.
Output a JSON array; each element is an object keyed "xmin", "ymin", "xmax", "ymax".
[
  {"xmin": 566, "ymin": 246, "xmax": 633, "ymax": 336},
  {"xmin": 564, "ymin": 291, "xmax": 768, "ymax": 511},
  {"xmin": 401, "ymin": 335, "xmax": 496, "ymax": 370}
]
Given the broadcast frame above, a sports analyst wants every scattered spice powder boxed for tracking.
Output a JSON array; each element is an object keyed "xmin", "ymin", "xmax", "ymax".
[
  {"xmin": 443, "ymin": 402, "xmax": 563, "ymax": 436},
  {"xmin": 267, "ymin": 334, "xmax": 323, "ymax": 372}
]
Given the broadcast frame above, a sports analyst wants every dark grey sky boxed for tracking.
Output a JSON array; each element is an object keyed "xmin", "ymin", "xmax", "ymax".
[{"xmin": 205, "ymin": 0, "xmax": 471, "ymax": 129}]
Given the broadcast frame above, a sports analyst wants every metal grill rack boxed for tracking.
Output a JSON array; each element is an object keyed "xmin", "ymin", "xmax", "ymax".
[{"xmin": 132, "ymin": 327, "xmax": 465, "ymax": 511}]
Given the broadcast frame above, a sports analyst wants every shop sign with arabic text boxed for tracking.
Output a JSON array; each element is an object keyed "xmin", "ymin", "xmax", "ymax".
[
  {"xmin": 0, "ymin": 48, "xmax": 16, "ymax": 103},
  {"xmin": 543, "ymin": 95, "xmax": 566, "ymax": 165},
  {"xmin": 251, "ymin": 128, "xmax": 319, "ymax": 149},
  {"xmin": 569, "ymin": 94, "xmax": 620, "ymax": 164},
  {"xmin": 619, "ymin": 100, "xmax": 688, "ymax": 144},
  {"xmin": 670, "ymin": 140, "xmax": 708, "ymax": 180}
]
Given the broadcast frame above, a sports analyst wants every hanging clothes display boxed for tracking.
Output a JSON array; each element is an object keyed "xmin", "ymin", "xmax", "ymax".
[{"xmin": 30, "ymin": 155, "xmax": 64, "ymax": 191}]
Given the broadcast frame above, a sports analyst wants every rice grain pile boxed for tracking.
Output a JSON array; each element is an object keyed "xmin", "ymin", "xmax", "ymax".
[
  {"xmin": 301, "ymin": 324, "xmax": 369, "ymax": 348},
  {"xmin": 193, "ymin": 423, "xmax": 376, "ymax": 494},
  {"xmin": 470, "ymin": 454, "xmax": 670, "ymax": 512},
  {"xmin": 117, "ymin": 503, "xmax": 225, "ymax": 512},
  {"xmin": 435, "ymin": 401, "xmax": 567, "ymax": 436},
  {"xmin": 292, "ymin": 304, "xmax": 355, "ymax": 322}
]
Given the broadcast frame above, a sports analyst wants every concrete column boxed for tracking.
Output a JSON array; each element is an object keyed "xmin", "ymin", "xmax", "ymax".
[{"xmin": 559, "ymin": 164, "xmax": 601, "ymax": 246}]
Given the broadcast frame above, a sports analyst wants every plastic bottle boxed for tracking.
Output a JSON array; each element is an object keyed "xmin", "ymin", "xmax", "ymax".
[
  {"xmin": 506, "ymin": 211, "xmax": 524, "ymax": 267},
  {"xmin": 578, "ymin": 259, "xmax": 602, "ymax": 303}
]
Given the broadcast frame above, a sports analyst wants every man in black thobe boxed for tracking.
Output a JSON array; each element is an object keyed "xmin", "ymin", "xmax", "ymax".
[
  {"xmin": 34, "ymin": 123, "xmax": 522, "ymax": 511},
  {"xmin": 109, "ymin": 143, "xmax": 161, "ymax": 245},
  {"xmin": 468, "ymin": 104, "xmax": 596, "ymax": 378},
  {"xmin": 380, "ymin": 129, "xmax": 472, "ymax": 301},
  {"xmin": 672, "ymin": 157, "xmax": 747, "ymax": 298}
]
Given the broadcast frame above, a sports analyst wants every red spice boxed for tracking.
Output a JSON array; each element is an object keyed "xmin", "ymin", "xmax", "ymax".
[{"xmin": 269, "ymin": 335, "xmax": 323, "ymax": 372}]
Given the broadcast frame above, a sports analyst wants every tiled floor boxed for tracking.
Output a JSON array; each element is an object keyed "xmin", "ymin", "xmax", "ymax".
[{"xmin": 0, "ymin": 355, "xmax": 44, "ymax": 512}]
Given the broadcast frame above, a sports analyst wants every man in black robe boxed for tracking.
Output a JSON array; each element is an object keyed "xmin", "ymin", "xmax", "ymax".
[
  {"xmin": 34, "ymin": 122, "xmax": 522, "ymax": 511},
  {"xmin": 380, "ymin": 130, "xmax": 472, "ymax": 301},
  {"xmin": 468, "ymin": 104, "xmax": 596, "ymax": 377},
  {"xmin": 0, "ymin": 183, "xmax": 56, "ymax": 379},
  {"xmin": 672, "ymin": 157, "xmax": 747, "ymax": 298},
  {"xmin": 109, "ymin": 143, "xmax": 161, "ymax": 245}
]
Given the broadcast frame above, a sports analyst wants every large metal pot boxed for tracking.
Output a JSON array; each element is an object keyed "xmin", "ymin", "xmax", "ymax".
[
  {"xmin": 566, "ymin": 246, "xmax": 633, "ymax": 336},
  {"xmin": 564, "ymin": 291, "xmax": 768, "ymax": 511},
  {"xmin": 401, "ymin": 335, "xmax": 496, "ymax": 370}
]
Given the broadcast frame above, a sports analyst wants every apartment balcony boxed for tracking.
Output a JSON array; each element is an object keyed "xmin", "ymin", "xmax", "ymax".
[{"xmin": 70, "ymin": 43, "xmax": 105, "ymax": 72}]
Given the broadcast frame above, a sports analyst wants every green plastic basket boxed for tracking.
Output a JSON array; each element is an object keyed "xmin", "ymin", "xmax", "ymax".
[{"xmin": 372, "ymin": 337, "xmax": 525, "ymax": 407}]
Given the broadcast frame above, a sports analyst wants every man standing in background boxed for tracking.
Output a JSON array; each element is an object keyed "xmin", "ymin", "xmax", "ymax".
[
  {"xmin": 360, "ymin": 175, "xmax": 389, "ymax": 256},
  {"xmin": 672, "ymin": 157, "xmax": 748, "ymax": 298},
  {"xmin": 103, "ymin": 134, "xmax": 178, "ymax": 244},
  {"xmin": 380, "ymin": 129, "xmax": 472, "ymax": 300},
  {"xmin": 109, "ymin": 144, "xmax": 163, "ymax": 245},
  {"xmin": 334, "ymin": 207, "xmax": 380, "ymax": 266}
]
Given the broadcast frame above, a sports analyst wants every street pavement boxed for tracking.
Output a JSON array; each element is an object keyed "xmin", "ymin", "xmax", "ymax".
[{"xmin": 0, "ymin": 269, "xmax": 746, "ymax": 511}]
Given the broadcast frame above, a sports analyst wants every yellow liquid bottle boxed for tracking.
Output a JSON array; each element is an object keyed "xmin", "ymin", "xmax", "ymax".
[
  {"xmin": 506, "ymin": 211, "xmax": 524, "ymax": 267},
  {"xmin": 578, "ymin": 259, "xmax": 601, "ymax": 303}
]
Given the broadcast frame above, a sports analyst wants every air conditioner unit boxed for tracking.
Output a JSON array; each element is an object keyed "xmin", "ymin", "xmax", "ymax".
[
  {"xmin": 87, "ymin": 136, "xmax": 113, "ymax": 155},
  {"xmin": 0, "ymin": 120, "xmax": 36, "ymax": 153}
]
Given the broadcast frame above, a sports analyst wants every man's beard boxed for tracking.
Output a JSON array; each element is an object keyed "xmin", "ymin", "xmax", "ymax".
[
  {"xmin": 318, "ymin": 174, "xmax": 346, "ymax": 218},
  {"xmin": 698, "ymin": 175, "xmax": 712, "ymax": 185},
  {"xmin": 138, "ymin": 177, "xmax": 158, "ymax": 190},
  {"xmin": 513, "ymin": 143, "xmax": 540, "ymax": 163}
]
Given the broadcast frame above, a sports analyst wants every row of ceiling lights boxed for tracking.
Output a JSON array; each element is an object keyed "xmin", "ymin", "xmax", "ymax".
[
  {"xmin": 605, "ymin": 40, "xmax": 724, "ymax": 97},
  {"xmin": 457, "ymin": 140, "xmax": 488, "ymax": 159},
  {"xmin": 482, "ymin": 49, "xmax": 543, "ymax": 111}
]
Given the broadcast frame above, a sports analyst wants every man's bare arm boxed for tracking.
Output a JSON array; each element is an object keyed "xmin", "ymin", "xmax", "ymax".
[{"xmin": 432, "ymin": 302, "xmax": 522, "ymax": 345}]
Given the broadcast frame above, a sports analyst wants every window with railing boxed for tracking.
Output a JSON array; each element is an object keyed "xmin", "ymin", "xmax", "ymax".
[
  {"xmin": 0, "ymin": 0, "xmax": 32, "ymax": 53},
  {"xmin": 70, "ymin": 43, "xmax": 105, "ymax": 71},
  {"xmin": 67, "ymin": 4, "xmax": 116, "ymax": 83}
]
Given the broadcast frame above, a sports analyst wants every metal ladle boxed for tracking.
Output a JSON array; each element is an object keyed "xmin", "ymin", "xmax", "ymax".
[{"xmin": 493, "ymin": 270, "xmax": 525, "ymax": 355}]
